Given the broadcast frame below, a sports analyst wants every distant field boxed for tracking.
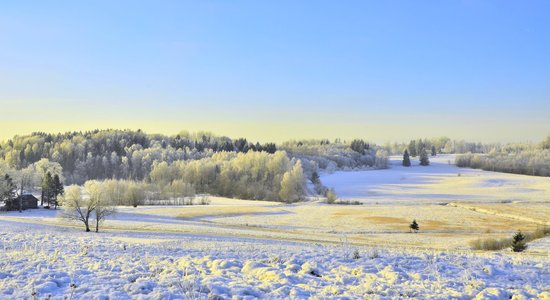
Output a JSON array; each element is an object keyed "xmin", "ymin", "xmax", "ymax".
[{"xmin": 1, "ymin": 155, "xmax": 548, "ymax": 251}]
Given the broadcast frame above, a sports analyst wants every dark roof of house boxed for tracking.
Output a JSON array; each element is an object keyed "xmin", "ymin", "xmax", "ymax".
[{"xmin": 19, "ymin": 194, "xmax": 39, "ymax": 200}]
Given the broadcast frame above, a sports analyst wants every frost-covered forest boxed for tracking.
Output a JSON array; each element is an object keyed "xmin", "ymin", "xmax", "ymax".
[
  {"xmin": 455, "ymin": 135, "xmax": 550, "ymax": 176},
  {"xmin": 0, "ymin": 130, "xmax": 389, "ymax": 204}
]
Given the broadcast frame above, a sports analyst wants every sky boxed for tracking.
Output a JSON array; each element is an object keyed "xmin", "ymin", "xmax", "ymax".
[{"xmin": 1, "ymin": 1, "xmax": 549, "ymax": 143}]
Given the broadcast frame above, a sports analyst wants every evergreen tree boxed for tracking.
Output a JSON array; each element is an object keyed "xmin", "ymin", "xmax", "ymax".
[
  {"xmin": 431, "ymin": 145, "xmax": 437, "ymax": 156},
  {"xmin": 310, "ymin": 171, "xmax": 321, "ymax": 185},
  {"xmin": 419, "ymin": 148, "xmax": 430, "ymax": 166},
  {"xmin": 402, "ymin": 149, "xmax": 411, "ymax": 167},
  {"xmin": 1, "ymin": 174, "xmax": 17, "ymax": 209},
  {"xmin": 52, "ymin": 174, "xmax": 64, "ymax": 209},
  {"xmin": 416, "ymin": 139, "xmax": 425, "ymax": 157},
  {"xmin": 42, "ymin": 172, "xmax": 53, "ymax": 207},
  {"xmin": 350, "ymin": 139, "xmax": 368, "ymax": 154},
  {"xmin": 408, "ymin": 140, "xmax": 417, "ymax": 157},
  {"xmin": 409, "ymin": 219, "xmax": 419, "ymax": 233},
  {"xmin": 511, "ymin": 230, "xmax": 527, "ymax": 252}
]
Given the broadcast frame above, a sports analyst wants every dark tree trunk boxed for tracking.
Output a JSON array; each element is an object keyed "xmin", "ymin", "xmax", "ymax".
[
  {"xmin": 85, "ymin": 217, "xmax": 90, "ymax": 232},
  {"xmin": 19, "ymin": 185, "xmax": 23, "ymax": 213}
]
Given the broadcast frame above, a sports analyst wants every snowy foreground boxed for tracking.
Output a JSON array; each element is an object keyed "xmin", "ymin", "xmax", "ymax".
[{"xmin": 1, "ymin": 221, "xmax": 549, "ymax": 300}]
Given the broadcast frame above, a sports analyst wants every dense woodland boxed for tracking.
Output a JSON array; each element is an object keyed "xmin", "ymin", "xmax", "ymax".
[
  {"xmin": 0, "ymin": 130, "xmax": 278, "ymax": 184},
  {"xmin": 0, "ymin": 130, "xmax": 387, "ymax": 205}
]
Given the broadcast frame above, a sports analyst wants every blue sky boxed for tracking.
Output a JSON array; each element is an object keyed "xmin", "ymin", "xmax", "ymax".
[{"xmin": 1, "ymin": 1, "xmax": 549, "ymax": 142}]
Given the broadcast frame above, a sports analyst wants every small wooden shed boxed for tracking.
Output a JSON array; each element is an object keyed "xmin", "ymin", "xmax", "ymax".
[{"xmin": 18, "ymin": 194, "xmax": 39, "ymax": 209}]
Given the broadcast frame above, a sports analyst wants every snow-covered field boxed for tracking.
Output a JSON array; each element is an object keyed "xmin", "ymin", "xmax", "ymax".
[
  {"xmin": 1, "ymin": 222, "xmax": 549, "ymax": 299},
  {"xmin": 1, "ymin": 155, "xmax": 549, "ymax": 299}
]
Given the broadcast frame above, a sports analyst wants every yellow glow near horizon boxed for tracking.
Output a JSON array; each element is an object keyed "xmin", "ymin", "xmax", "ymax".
[{"xmin": 1, "ymin": 119, "xmax": 547, "ymax": 144}]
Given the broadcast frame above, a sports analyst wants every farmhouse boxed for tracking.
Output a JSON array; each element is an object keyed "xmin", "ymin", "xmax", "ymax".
[{"xmin": 18, "ymin": 194, "xmax": 39, "ymax": 209}]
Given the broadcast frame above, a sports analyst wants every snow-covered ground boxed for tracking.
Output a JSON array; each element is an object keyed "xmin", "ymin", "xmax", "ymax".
[
  {"xmin": 321, "ymin": 155, "xmax": 550, "ymax": 206},
  {"xmin": 0, "ymin": 222, "xmax": 548, "ymax": 299},
  {"xmin": 1, "ymin": 154, "xmax": 549, "ymax": 299}
]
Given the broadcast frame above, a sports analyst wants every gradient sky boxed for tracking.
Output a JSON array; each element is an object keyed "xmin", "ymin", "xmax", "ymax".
[{"xmin": 1, "ymin": 1, "xmax": 549, "ymax": 143}]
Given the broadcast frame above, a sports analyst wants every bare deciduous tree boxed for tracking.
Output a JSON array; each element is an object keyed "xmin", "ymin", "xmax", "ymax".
[
  {"xmin": 85, "ymin": 180, "xmax": 117, "ymax": 232},
  {"xmin": 60, "ymin": 185, "xmax": 96, "ymax": 232}
]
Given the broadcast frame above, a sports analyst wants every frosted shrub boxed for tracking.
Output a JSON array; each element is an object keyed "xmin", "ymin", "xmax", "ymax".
[{"xmin": 326, "ymin": 188, "xmax": 337, "ymax": 204}]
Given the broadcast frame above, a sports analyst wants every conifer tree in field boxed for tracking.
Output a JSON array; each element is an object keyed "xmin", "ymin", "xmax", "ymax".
[
  {"xmin": 52, "ymin": 174, "xmax": 64, "ymax": 209},
  {"xmin": 419, "ymin": 148, "xmax": 430, "ymax": 166},
  {"xmin": 431, "ymin": 145, "xmax": 437, "ymax": 156},
  {"xmin": 42, "ymin": 172, "xmax": 53, "ymax": 207},
  {"xmin": 409, "ymin": 219, "xmax": 419, "ymax": 233},
  {"xmin": 408, "ymin": 140, "xmax": 417, "ymax": 157},
  {"xmin": 403, "ymin": 149, "xmax": 411, "ymax": 167},
  {"xmin": 511, "ymin": 230, "xmax": 527, "ymax": 252}
]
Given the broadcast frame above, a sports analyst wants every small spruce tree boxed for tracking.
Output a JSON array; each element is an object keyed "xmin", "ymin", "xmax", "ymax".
[
  {"xmin": 431, "ymin": 145, "xmax": 437, "ymax": 156},
  {"xmin": 403, "ymin": 149, "xmax": 411, "ymax": 167},
  {"xmin": 42, "ymin": 172, "xmax": 53, "ymax": 207},
  {"xmin": 409, "ymin": 219, "xmax": 419, "ymax": 233},
  {"xmin": 511, "ymin": 230, "xmax": 527, "ymax": 252},
  {"xmin": 419, "ymin": 148, "xmax": 430, "ymax": 166},
  {"xmin": 52, "ymin": 174, "xmax": 64, "ymax": 209}
]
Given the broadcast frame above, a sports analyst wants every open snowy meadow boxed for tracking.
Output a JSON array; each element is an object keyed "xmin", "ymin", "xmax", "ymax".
[{"xmin": 1, "ymin": 155, "xmax": 549, "ymax": 299}]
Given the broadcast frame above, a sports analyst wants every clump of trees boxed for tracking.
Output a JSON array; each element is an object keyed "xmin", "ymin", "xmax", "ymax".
[
  {"xmin": 280, "ymin": 139, "xmax": 388, "ymax": 174},
  {"xmin": 456, "ymin": 149, "xmax": 550, "ymax": 177},
  {"xmin": 0, "ymin": 158, "xmax": 65, "ymax": 211},
  {"xmin": 149, "ymin": 151, "xmax": 306, "ymax": 203},
  {"xmin": 384, "ymin": 137, "xmax": 489, "ymax": 156},
  {"xmin": 41, "ymin": 172, "xmax": 64, "ymax": 208}
]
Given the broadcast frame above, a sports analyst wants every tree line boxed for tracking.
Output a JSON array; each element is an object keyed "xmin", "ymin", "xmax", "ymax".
[
  {"xmin": 384, "ymin": 137, "xmax": 490, "ymax": 156},
  {"xmin": 0, "ymin": 130, "xmax": 278, "ymax": 184},
  {"xmin": 456, "ymin": 149, "xmax": 550, "ymax": 177},
  {"xmin": 454, "ymin": 135, "xmax": 550, "ymax": 176}
]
